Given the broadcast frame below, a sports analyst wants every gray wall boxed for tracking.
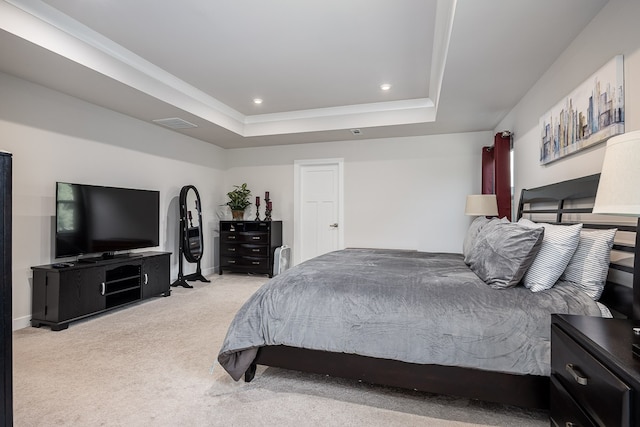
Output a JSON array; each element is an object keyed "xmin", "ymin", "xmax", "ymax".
[
  {"xmin": 0, "ymin": 72, "xmax": 227, "ymax": 329},
  {"xmin": 497, "ymin": 0, "xmax": 640, "ymax": 201}
]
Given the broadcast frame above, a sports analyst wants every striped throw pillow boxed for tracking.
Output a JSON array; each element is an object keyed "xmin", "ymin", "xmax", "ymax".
[
  {"xmin": 518, "ymin": 219, "xmax": 582, "ymax": 292},
  {"xmin": 560, "ymin": 228, "xmax": 617, "ymax": 300}
]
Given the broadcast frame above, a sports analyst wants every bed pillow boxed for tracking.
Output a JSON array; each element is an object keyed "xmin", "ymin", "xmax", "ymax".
[
  {"xmin": 560, "ymin": 228, "xmax": 617, "ymax": 300},
  {"xmin": 462, "ymin": 216, "xmax": 490, "ymax": 259},
  {"xmin": 466, "ymin": 220, "xmax": 544, "ymax": 290},
  {"xmin": 463, "ymin": 217, "xmax": 509, "ymax": 263},
  {"xmin": 517, "ymin": 219, "xmax": 582, "ymax": 292}
]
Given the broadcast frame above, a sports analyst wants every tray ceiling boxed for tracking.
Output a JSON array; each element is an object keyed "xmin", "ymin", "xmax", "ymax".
[{"xmin": 0, "ymin": 0, "xmax": 609, "ymax": 148}]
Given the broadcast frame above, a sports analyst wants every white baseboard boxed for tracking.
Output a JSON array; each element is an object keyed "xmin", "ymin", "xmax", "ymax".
[
  {"xmin": 13, "ymin": 268, "xmax": 220, "ymax": 331},
  {"xmin": 13, "ymin": 315, "xmax": 31, "ymax": 331}
]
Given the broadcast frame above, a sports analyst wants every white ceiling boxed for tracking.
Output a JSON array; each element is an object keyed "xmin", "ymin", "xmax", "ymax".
[{"xmin": 0, "ymin": 0, "xmax": 609, "ymax": 149}]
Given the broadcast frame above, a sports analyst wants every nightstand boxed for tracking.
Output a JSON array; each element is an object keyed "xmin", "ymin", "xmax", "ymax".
[{"xmin": 550, "ymin": 314, "xmax": 640, "ymax": 426}]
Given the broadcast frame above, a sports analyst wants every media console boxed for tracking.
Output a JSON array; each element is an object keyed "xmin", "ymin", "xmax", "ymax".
[{"xmin": 31, "ymin": 251, "xmax": 171, "ymax": 331}]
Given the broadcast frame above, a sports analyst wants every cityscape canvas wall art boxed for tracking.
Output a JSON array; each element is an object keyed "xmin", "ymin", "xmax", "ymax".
[{"xmin": 540, "ymin": 55, "xmax": 624, "ymax": 165}]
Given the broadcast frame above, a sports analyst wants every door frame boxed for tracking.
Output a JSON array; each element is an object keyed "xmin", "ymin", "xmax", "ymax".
[
  {"xmin": 1, "ymin": 152, "xmax": 12, "ymax": 426},
  {"xmin": 293, "ymin": 158, "xmax": 344, "ymax": 266}
]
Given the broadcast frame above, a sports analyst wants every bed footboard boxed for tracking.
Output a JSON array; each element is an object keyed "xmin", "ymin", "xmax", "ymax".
[{"xmin": 250, "ymin": 345, "xmax": 549, "ymax": 409}]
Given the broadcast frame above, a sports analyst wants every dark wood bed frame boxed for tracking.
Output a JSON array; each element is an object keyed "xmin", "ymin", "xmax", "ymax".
[{"xmin": 244, "ymin": 174, "xmax": 639, "ymax": 409}]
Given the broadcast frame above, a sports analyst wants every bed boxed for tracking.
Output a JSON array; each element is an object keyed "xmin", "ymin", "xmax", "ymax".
[{"xmin": 217, "ymin": 174, "xmax": 639, "ymax": 409}]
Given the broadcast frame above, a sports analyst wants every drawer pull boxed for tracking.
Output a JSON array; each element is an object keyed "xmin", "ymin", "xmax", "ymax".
[
  {"xmin": 252, "ymin": 236, "xmax": 261, "ymax": 240},
  {"xmin": 565, "ymin": 363, "xmax": 588, "ymax": 386},
  {"xmin": 252, "ymin": 261, "xmax": 260, "ymax": 265},
  {"xmin": 252, "ymin": 249, "xmax": 260, "ymax": 252},
  {"xmin": 228, "ymin": 260, "xmax": 236, "ymax": 264},
  {"xmin": 228, "ymin": 248, "xmax": 236, "ymax": 252}
]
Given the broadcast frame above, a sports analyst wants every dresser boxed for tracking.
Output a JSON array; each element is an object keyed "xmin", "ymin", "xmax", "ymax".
[
  {"xmin": 550, "ymin": 314, "xmax": 640, "ymax": 426},
  {"xmin": 219, "ymin": 221, "xmax": 283, "ymax": 277}
]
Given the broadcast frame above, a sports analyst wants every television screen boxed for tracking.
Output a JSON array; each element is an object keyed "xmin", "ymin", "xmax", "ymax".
[{"xmin": 55, "ymin": 182, "xmax": 160, "ymax": 259}]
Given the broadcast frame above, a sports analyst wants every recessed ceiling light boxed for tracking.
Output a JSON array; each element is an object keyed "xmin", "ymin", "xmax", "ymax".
[
  {"xmin": 253, "ymin": 98, "xmax": 263, "ymax": 104},
  {"xmin": 380, "ymin": 84, "xmax": 391, "ymax": 91}
]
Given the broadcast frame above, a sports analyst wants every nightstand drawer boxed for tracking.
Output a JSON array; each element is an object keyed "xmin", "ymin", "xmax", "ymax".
[
  {"xmin": 550, "ymin": 375, "xmax": 597, "ymax": 427},
  {"xmin": 552, "ymin": 326, "xmax": 632, "ymax": 427}
]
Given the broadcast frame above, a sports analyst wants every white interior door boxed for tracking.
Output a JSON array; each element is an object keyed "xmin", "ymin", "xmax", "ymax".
[{"xmin": 294, "ymin": 159, "xmax": 344, "ymax": 265}]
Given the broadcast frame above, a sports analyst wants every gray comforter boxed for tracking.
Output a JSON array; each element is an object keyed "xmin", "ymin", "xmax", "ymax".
[{"xmin": 218, "ymin": 248, "xmax": 601, "ymax": 381}]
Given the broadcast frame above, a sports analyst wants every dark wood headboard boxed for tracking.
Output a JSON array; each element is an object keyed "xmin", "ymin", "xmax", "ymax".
[{"xmin": 517, "ymin": 174, "xmax": 640, "ymax": 319}]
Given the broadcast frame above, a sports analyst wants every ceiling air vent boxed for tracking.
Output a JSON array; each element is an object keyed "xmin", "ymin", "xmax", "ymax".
[{"xmin": 152, "ymin": 117, "xmax": 198, "ymax": 129}]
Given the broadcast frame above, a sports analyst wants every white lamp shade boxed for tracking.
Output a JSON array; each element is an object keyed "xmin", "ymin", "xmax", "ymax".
[
  {"xmin": 593, "ymin": 130, "xmax": 640, "ymax": 216},
  {"xmin": 465, "ymin": 194, "xmax": 498, "ymax": 216}
]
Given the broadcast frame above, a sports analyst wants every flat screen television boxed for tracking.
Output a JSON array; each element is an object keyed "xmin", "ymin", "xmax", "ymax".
[{"xmin": 55, "ymin": 182, "xmax": 160, "ymax": 260}]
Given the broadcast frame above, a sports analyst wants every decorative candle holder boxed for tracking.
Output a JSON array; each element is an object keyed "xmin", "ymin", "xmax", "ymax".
[
  {"xmin": 264, "ymin": 198, "xmax": 272, "ymax": 221},
  {"xmin": 255, "ymin": 196, "xmax": 261, "ymax": 221}
]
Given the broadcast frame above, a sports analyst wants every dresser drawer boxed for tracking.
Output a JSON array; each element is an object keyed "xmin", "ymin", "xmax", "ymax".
[
  {"xmin": 220, "ymin": 221, "xmax": 272, "ymax": 232},
  {"xmin": 238, "ymin": 244, "xmax": 268, "ymax": 256},
  {"xmin": 550, "ymin": 375, "xmax": 597, "ymax": 427},
  {"xmin": 220, "ymin": 256, "xmax": 269, "ymax": 269},
  {"xmin": 221, "ymin": 232, "xmax": 240, "ymax": 243},
  {"xmin": 221, "ymin": 231, "xmax": 268, "ymax": 243},
  {"xmin": 220, "ymin": 243, "xmax": 268, "ymax": 257},
  {"xmin": 239, "ymin": 232, "xmax": 268, "ymax": 243},
  {"xmin": 552, "ymin": 326, "xmax": 632, "ymax": 427}
]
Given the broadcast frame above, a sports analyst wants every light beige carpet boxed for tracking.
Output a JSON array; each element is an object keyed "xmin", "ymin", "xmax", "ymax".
[{"xmin": 13, "ymin": 274, "xmax": 548, "ymax": 426}]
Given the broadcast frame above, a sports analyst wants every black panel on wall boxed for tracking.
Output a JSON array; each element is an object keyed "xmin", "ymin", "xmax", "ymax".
[{"xmin": 0, "ymin": 151, "xmax": 13, "ymax": 426}]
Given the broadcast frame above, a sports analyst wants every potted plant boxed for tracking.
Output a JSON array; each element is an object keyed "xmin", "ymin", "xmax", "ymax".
[{"xmin": 226, "ymin": 183, "xmax": 252, "ymax": 219}]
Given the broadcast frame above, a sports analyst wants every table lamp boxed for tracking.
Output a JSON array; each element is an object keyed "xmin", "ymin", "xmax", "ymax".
[
  {"xmin": 465, "ymin": 194, "xmax": 499, "ymax": 217},
  {"xmin": 592, "ymin": 130, "xmax": 640, "ymax": 216},
  {"xmin": 592, "ymin": 130, "xmax": 640, "ymax": 349}
]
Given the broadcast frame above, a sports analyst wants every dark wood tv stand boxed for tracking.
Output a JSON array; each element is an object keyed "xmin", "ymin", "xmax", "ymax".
[{"xmin": 31, "ymin": 251, "xmax": 171, "ymax": 331}]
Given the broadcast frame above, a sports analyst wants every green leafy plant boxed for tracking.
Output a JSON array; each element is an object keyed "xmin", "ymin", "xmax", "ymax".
[{"xmin": 226, "ymin": 183, "xmax": 252, "ymax": 211}]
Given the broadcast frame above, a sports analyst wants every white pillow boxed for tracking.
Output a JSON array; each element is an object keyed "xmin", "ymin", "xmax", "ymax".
[
  {"xmin": 560, "ymin": 228, "xmax": 617, "ymax": 300},
  {"xmin": 517, "ymin": 219, "xmax": 582, "ymax": 292}
]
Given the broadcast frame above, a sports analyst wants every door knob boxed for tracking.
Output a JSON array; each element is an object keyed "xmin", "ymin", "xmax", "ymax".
[{"xmin": 329, "ymin": 223, "xmax": 339, "ymax": 228}]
